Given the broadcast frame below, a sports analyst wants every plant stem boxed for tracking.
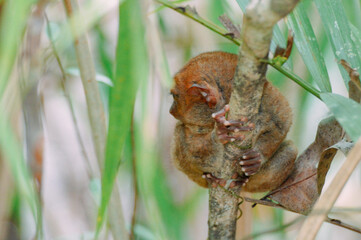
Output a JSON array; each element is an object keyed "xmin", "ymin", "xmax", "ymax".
[
  {"xmin": 62, "ymin": 0, "xmax": 106, "ymax": 167},
  {"xmin": 45, "ymin": 13, "xmax": 94, "ymax": 177},
  {"xmin": 155, "ymin": 0, "xmax": 241, "ymax": 46},
  {"xmin": 265, "ymin": 60, "xmax": 321, "ymax": 99}
]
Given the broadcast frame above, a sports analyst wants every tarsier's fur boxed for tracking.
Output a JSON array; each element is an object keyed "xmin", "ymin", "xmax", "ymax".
[{"xmin": 170, "ymin": 52, "xmax": 297, "ymax": 192}]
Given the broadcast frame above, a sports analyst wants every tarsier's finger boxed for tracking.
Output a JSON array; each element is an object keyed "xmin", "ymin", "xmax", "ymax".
[
  {"xmin": 218, "ymin": 134, "xmax": 245, "ymax": 144},
  {"xmin": 211, "ymin": 104, "xmax": 230, "ymax": 119},
  {"xmin": 239, "ymin": 158, "xmax": 261, "ymax": 166},
  {"xmin": 241, "ymin": 164, "xmax": 261, "ymax": 175},
  {"xmin": 227, "ymin": 125, "xmax": 254, "ymax": 132},
  {"xmin": 244, "ymin": 169, "xmax": 259, "ymax": 176},
  {"xmin": 241, "ymin": 150, "xmax": 261, "ymax": 160}
]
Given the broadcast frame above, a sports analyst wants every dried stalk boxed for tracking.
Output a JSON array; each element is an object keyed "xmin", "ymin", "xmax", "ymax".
[{"xmin": 208, "ymin": 1, "xmax": 300, "ymax": 239}]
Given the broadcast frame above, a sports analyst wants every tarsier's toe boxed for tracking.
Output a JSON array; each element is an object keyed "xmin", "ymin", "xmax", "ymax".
[
  {"xmin": 203, "ymin": 172, "xmax": 249, "ymax": 188},
  {"xmin": 229, "ymin": 173, "xmax": 249, "ymax": 188},
  {"xmin": 203, "ymin": 173, "xmax": 226, "ymax": 188},
  {"xmin": 239, "ymin": 149, "xmax": 262, "ymax": 176}
]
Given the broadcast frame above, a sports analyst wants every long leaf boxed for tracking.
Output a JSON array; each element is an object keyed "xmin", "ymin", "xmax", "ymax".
[
  {"xmin": 0, "ymin": 0, "xmax": 37, "ymax": 95},
  {"xmin": 0, "ymin": 0, "xmax": 40, "ymax": 227},
  {"xmin": 0, "ymin": 118, "xmax": 39, "ymax": 224},
  {"xmin": 96, "ymin": 0, "xmax": 147, "ymax": 234},
  {"xmin": 320, "ymin": 93, "xmax": 361, "ymax": 142},
  {"xmin": 286, "ymin": 2, "xmax": 331, "ymax": 92},
  {"xmin": 314, "ymin": 0, "xmax": 361, "ymax": 87}
]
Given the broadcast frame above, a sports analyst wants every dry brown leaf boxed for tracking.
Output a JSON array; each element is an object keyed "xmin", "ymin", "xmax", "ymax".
[
  {"xmin": 267, "ymin": 116, "xmax": 343, "ymax": 214},
  {"xmin": 340, "ymin": 59, "xmax": 361, "ymax": 103},
  {"xmin": 218, "ymin": 14, "xmax": 241, "ymax": 39},
  {"xmin": 274, "ymin": 30, "xmax": 294, "ymax": 59},
  {"xmin": 317, "ymin": 139, "xmax": 353, "ymax": 194}
]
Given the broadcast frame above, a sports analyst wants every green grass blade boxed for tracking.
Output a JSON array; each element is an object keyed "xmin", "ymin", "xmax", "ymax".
[
  {"xmin": 286, "ymin": 2, "xmax": 331, "ymax": 92},
  {"xmin": 0, "ymin": 0, "xmax": 40, "ymax": 229},
  {"xmin": 349, "ymin": 24, "xmax": 361, "ymax": 65},
  {"xmin": 0, "ymin": 118, "xmax": 39, "ymax": 225},
  {"xmin": 0, "ymin": 0, "xmax": 37, "ymax": 96},
  {"xmin": 320, "ymin": 93, "xmax": 361, "ymax": 142},
  {"xmin": 314, "ymin": 0, "xmax": 361, "ymax": 87},
  {"xmin": 96, "ymin": 0, "xmax": 147, "ymax": 234}
]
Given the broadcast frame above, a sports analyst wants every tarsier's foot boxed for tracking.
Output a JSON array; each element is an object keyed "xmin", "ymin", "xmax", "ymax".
[
  {"xmin": 212, "ymin": 104, "xmax": 255, "ymax": 144},
  {"xmin": 202, "ymin": 172, "xmax": 249, "ymax": 188},
  {"xmin": 239, "ymin": 149, "xmax": 262, "ymax": 176}
]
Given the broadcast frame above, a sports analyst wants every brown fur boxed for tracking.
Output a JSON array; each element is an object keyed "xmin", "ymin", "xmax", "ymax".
[{"xmin": 170, "ymin": 52, "xmax": 297, "ymax": 192}]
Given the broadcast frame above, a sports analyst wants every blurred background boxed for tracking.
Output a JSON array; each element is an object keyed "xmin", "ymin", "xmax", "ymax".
[{"xmin": 0, "ymin": 0, "xmax": 360, "ymax": 239}]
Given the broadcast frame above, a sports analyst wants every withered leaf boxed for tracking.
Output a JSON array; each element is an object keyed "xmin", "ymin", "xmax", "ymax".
[
  {"xmin": 273, "ymin": 30, "xmax": 294, "ymax": 59},
  {"xmin": 317, "ymin": 139, "xmax": 354, "ymax": 194},
  {"xmin": 340, "ymin": 59, "xmax": 361, "ymax": 103},
  {"xmin": 267, "ymin": 117, "xmax": 343, "ymax": 214},
  {"xmin": 218, "ymin": 14, "xmax": 241, "ymax": 39}
]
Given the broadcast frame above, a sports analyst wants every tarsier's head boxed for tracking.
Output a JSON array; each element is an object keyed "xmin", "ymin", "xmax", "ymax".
[{"xmin": 169, "ymin": 52, "xmax": 237, "ymax": 126}]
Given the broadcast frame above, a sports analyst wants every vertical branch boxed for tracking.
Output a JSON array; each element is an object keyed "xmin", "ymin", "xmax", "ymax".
[{"xmin": 208, "ymin": 1, "xmax": 301, "ymax": 239}]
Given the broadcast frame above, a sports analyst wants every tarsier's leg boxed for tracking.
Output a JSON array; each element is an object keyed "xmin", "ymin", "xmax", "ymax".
[{"xmin": 243, "ymin": 140, "xmax": 297, "ymax": 192}]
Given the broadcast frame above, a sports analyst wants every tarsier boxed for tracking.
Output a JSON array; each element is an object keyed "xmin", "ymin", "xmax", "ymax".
[{"xmin": 170, "ymin": 51, "xmax": 298, "ymax": 192}]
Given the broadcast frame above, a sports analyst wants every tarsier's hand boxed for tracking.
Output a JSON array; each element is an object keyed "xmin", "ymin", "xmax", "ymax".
[
  {"xmin": 239, "ymin": 149, "xmax": 262, "ymax": 176},
  {"xmin": 212, "ymin": 104, "xmax": 254, "ymax": 144}
]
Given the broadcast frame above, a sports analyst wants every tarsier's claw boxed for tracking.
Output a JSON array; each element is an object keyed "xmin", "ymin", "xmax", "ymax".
[
  {"xmin": 212, "ymin": 104, "xmax": 254, "ymax": 144},
  {"xmin": 239, "ymin": 149, "xmax": 262, "ymax": 176}
]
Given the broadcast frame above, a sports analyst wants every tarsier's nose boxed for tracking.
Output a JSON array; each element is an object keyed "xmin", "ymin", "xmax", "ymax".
[{"xmin": 169, "ymin": 101, "xmax": 178, "ymax": 118}]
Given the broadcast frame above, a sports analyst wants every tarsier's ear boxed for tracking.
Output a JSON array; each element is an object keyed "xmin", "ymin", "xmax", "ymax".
[{"xmin": 187, "ymin": 83, "xmax": 218, "ymax": 108}]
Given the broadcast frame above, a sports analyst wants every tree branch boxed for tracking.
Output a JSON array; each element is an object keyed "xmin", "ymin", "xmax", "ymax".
[{"xmin": 208, "ymin": 1, "xmax": 300, "ymax": 239}]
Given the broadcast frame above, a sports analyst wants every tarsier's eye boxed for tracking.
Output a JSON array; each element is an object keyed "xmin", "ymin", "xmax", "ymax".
[{"xmin": 170, "ymin": 91, "xmax": 179, "ymax": 99}]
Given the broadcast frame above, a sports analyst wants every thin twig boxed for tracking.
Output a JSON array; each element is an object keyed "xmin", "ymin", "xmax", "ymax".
[
  {"xmin": 45, "ymin": 13, "xmax": 93, "ymax": 177},
  {"xmin": 264, "ymin": 59, "xmax": 321, "ymax": 99},
  {"xmin": 155, "ymin": 0, "xmax": 241, "ymax": 46},
  {"xmin": 241, "ymin": 216, "xmax": 302, "ymax": 240},
  {"xmin": 244, "ymin": 197, "xmax": 361, "ymax": 234}
]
